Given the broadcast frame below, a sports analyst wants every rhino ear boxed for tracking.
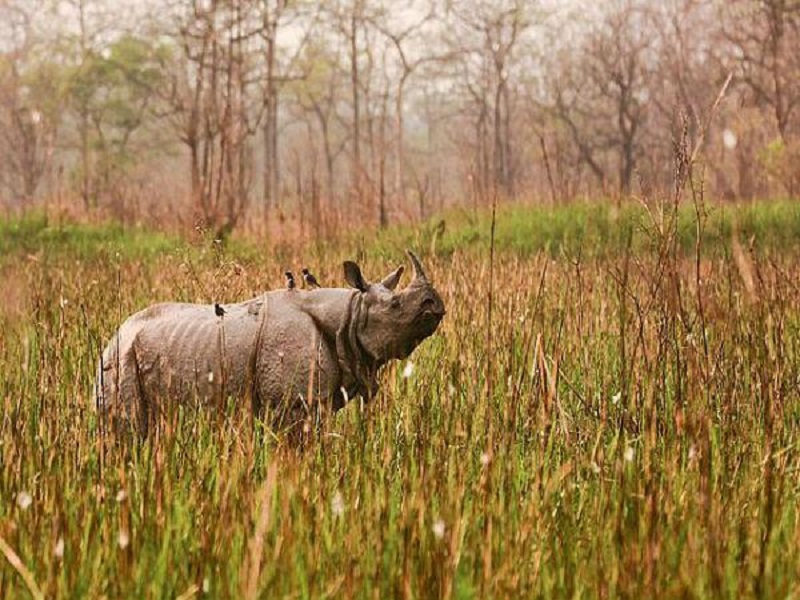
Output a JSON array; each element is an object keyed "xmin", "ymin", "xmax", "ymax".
[
  {"xmin": 343, "ymin": 261, "xmax": 369, "ymax": 292},
  {"xmin": 379, "ymin": 265, "xmax": 404, "ymax": 290}
]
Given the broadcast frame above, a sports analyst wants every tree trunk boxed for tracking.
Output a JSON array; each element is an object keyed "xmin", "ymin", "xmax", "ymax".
[
  {"xmin": 314, "ymin": 106, "xmax": 336, "ymax": 212},
  {"xmin": 502, "ymin": 80, "xmax": 513, "ymax": 197},
  {"xmin": 263, "ymin": 25, "xmax": 278, "ymax": 214},
  {"xmin": 350, "ymin": 10, "xmax": 361, "ymax": 197},
  {"xmin": 78, "ymin": 0, "xmax": 92, "ymax": 210},
  {"xmin": 395, "ymin": 73, "xmax": 409, "ymax": 199},
  {"xmin": 493, "ymin": 82, "xmax": 504, "ymax": 195}
]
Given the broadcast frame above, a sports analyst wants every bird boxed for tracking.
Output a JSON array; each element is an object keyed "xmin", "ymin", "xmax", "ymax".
[
  {"xmin": 214, "ymin": 303, "xmax": 226, "ymax": 318},
  {"xmin": 302, "ymin": 268, "xmax": 320, "ymax": 289},
  {"xmin": 285, "ymin": 271, "xmax": 296, "ymax": 290}
]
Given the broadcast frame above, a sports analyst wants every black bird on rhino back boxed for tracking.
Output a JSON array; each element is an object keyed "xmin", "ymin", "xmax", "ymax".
[
  {"xmin": 97, "ymin": 251, "xmax": 445, "ymax": 433},
  {"xmin": 302, "ymin": 268, "xmax": 319, "ymax": 289}
]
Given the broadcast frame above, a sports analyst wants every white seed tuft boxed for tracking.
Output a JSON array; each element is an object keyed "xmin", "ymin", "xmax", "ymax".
[
  {"xmin": 688, "ymin": 445, "xmax": 697, "ymax": 461},
  {"xmin": 723, "ymin": 129, "xmax": 738, "ymax": 149},
  {"xmin": 432, "ymin": 518, "xmax": 446, "ymax": 540},
  {"xmin": 624, "ymin": 446, "xmax": 635, "ymax": 462},
  {"xmin": 54, "ymin": 537, "xmax": 65, "ymax": 559},
  {"xmin": 118, "ymin": 529, "xmax": 130, "ymax": 549},
  {"xmin": 402, "ymin": 361, "xmax": 415, "ymax": 379},
  {"xmin": 331, "ymin": 491, "xmax": 345, "ymax": 517},
  {"xmin": 16, "ymin": 491, "xmax": 32, "ymax": 510}
]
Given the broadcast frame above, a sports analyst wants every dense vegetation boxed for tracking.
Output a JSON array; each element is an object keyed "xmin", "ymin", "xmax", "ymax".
[
  {"xmin": 3, "ymin": 0, "xmax": 800, "ymax": 235},
  {"xmin": 1, "ymin": 201, "xmax": 800, "ymax": 598}
]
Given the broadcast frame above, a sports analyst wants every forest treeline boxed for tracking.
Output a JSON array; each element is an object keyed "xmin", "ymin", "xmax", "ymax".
[{"xmin": 1, "ymin": 0, "xmax": 798, "ymax": 237}]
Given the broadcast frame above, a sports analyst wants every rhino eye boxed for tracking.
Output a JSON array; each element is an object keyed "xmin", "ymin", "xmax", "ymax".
[{"xmin": 390, "ymin": 297, "xmax": 401, "ymax": 309}]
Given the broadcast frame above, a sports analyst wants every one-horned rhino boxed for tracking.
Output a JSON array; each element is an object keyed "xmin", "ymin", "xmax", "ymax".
[{"xmin": 97, "ymin": 251, "xmax": 445, "ymax": 432}]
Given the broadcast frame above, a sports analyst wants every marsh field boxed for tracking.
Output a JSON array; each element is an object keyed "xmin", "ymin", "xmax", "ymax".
[{"xmin": 2, "ymin": 201, "xmax": 800, "ymax": 599}]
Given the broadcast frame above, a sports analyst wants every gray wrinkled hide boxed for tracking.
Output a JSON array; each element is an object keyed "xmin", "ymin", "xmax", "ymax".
[{"xmin": 97, "ymin": 253, "xmax": 445, "ymax": 432}]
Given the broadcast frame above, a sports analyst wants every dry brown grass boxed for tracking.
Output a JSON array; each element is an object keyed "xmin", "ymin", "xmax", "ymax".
[{"xmin": 1, "ymin": 203, "xmax": 800, "ymax": 598}]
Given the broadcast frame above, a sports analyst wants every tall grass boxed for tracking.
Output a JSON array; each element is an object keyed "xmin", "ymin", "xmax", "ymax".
[{"xmin": 1, "ymin": 201, "xmax": 800, "ymax": 598}]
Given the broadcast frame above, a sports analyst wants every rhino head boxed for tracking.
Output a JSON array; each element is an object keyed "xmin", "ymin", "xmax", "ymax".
[{"xmin": 343, "ymin": 250, "xmax": 445, "ymax": 364}]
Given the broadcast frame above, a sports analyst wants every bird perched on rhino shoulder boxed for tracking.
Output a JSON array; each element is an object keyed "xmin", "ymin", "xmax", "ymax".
[
  {"xmin": 302, "ymin": 268, "xmax": 320, "ymax": 289},
  {"xmin": 285, "ymin": 271, "xmax": 296, "ymax": 290}
]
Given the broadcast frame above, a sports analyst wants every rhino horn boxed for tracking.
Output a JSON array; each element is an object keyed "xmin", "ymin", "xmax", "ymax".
[{"xmin": 406, "ymin": 250, "xmax": 428, "ymax": 282}]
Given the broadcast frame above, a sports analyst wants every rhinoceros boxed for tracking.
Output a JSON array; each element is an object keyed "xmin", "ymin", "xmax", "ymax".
[{"xmin": 97, "ymin": 251, "xmax": 445, "ymax": 432}]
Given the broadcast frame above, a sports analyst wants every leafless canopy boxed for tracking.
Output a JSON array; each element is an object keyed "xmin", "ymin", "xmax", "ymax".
[{"xmin": 1, "ymin": 0, "xmax": 798, "ymax": 232}]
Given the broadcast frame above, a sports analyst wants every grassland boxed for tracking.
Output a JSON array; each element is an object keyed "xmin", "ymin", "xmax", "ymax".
[{"xmin": 2, "ymin": 200, "xmax": 800, "ymax": 598}]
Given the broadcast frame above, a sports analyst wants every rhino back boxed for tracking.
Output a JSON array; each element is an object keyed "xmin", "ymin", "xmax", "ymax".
[{"xmin": 128, "ymin": 298, "xmax": 265, "ymax": 405}]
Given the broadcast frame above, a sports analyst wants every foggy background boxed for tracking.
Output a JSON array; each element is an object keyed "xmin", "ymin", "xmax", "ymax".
[{"xmin": 1, "ymin": 0, "xmax": 797, "ymax": 238}]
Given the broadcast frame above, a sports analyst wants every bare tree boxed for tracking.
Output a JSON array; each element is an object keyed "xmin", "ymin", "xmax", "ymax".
[
  {"xmin": 259, "ymin": 1, "xmax": 316, "ymax": 213},
  {"xmin": 0, "ymin": 1, "xmax": 59, "ymax": 204},
  {"xmin": 723, "ymin": 0, "xmax": 800, "ymax": 141},
  {"xmin": 446, "ymin": 0, "xmax": 537, "ymax": 199},
  {"xmin": 290, "ymin": 40, "xmax": 350, "ymax": 212},
  {"xmin": 323, "ymin": 0, "xmax": 369, "ymax": 199},
  {"xmin": 165, "ymin": 0, "xmax": 263, "ymax": 237},
  {"xmin": 367, "ymin": 3, "xmax": 445, "ymax": 202},
  {"xmin": 549, "ymin": 0, "xmax": 653, "ymax": 195},
  {"xmin": 722, "ymin": 0, "xmax": 800, "ymax": 194}
]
